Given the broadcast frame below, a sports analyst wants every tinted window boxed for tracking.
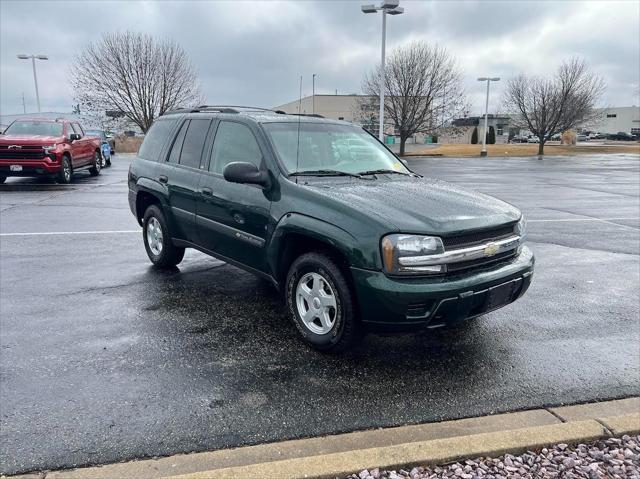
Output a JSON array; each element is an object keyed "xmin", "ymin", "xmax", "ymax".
[
  {"xmin": 3, "ymin": 121, "xmax": 63, "ymax": 136},
  {"xmin": 138, "ymin": 119, "xmax": 177, "ymax": 161},
  {"xmin": 167, "ymin": 121, "xmax": 188, "ymax": 164},
  {"xmin": 209, "ymin": 121, "xmax": 261, "ymax": 174},
  {"xmin": 179, "ymin": 119, "xmax": 211, "ymax": 169}
]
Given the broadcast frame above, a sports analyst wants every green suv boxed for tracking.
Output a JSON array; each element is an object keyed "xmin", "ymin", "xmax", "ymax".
[{"xmin": 128, "ymin": 106, "xmax": 534, "ymax": 352}]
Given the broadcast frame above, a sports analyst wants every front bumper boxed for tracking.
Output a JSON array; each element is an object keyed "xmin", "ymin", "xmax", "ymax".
[
  {"xmin": 352, "ymin": 246, "xmax": 534, "ymax": 332},
  {"xmin": 0, "ymin": 159, "xmax": 61, "ymax": 177}
]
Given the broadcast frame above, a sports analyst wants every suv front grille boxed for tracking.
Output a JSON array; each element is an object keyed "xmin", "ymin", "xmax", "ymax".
[
  {"xmin": 442, "ymin": 224, "xmax": 516, "ymax": 250},
  {"xmin": 0, "ymin": 146, "xmax": 46, "ymax": 160},
  {"xmin": 446, "ymin": 249, "xmax": 517, "ymax": 274}
]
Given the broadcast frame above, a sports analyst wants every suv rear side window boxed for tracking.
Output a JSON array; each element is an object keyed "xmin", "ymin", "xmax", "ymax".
[
  {"xmin": 179, "ymin": 119, "xmax": 211, "ymax": 169},
  {"xmin": 168, "ymin": 121, "xmax": 188, "ymax": 164},
  {"xmin": 138, "ymin": 119, "xmax": 177, "ymax": 161},
  {"xmin": 209, "ymin": 121, "xmax": 261, "ymax": 174}
]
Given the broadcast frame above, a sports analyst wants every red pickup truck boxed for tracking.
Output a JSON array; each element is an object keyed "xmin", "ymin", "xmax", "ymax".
[{"xmin": 0, "ymin": 118, "xmax": 103, "ymax": 184}]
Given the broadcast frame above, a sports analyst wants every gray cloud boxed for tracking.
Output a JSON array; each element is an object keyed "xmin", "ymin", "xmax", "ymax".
[{"xmin": 1, "ymin": 0, "xmax": 638, "ymax": 116}]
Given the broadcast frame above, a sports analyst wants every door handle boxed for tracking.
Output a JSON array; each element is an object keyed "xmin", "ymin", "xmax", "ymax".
[
  {"xmin": 201, "ymin": 187, "xmax": 212, "ymax": 196},
  {"xmin": 158, "ymin": 175, "xmax": 168, "ymax": 184}
]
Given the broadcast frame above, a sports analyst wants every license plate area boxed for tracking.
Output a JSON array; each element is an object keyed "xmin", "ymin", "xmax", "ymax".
[
  {"xmin": 485, "ymin": 281, "xmax": 516, "ymax": 310},
  {"xmin": 10, "ymin": 165, "xmax": 23, "ymax": 172}
]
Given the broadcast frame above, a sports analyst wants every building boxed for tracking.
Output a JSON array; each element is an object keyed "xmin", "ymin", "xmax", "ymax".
[
  {"xmin": 582, "ymin": 106, "xmax": 640, "ymax": 135},
  {"xmin": 442, "ymin": 115, "xmax": 513, "ymax": 144},
  {"xmin": 273, "ymin": 94, "xmax": 373, "ymax": 123}
]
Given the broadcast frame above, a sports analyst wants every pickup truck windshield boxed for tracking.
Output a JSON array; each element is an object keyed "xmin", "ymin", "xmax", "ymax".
[
  {"xmin": 3, "ymin": 121, "xmax": 63, "ymax": 137},
  {"xmin": 263, "ymin": 122, "xmax": 409, "ymax": 176}
]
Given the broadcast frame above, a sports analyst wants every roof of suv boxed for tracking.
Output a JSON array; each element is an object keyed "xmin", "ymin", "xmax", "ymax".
[{"xmin": 163, "ymin": 105, "xmax": 350, "ymax": 125}]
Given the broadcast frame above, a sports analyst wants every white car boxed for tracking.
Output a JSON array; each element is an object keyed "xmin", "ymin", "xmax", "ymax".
[
  {"xmin": 577, "ymin": 134, "xmax": 588, "ymax": 142},
  {"xmin": 527, "ymin": 136, "xmax": 539, "ymax": 143}
]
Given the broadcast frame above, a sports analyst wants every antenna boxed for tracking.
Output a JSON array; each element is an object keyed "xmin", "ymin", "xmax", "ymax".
[{"xmin": 295, "ymin": 75, "xmax": 303, "ymax": 182}]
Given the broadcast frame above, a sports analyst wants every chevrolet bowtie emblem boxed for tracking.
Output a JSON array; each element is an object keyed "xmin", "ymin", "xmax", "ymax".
[
  {"xmin": 8, "ymin": 145, "xmax": 22, "ymax": 149},
  {"xmin": 484, "ymin": 242, "xmax": 499, "ymax": 257}
]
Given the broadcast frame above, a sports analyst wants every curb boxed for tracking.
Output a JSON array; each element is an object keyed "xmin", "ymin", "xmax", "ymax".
[{"xmin": 11, "ymin": 397, "xmax": 640, "ymax": 479}]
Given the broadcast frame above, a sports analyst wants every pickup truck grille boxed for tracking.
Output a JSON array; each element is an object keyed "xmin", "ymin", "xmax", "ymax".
[{"xmin": 0, "ymin": 145, "xmax": 46, "ymax": 160}]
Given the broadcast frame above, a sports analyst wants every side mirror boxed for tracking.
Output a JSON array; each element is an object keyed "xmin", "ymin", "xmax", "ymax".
[
  {"xmin": 69, "ymin": 133, "xmax": 81, "ymax": 141},
  {"xmin": 223, "ymin": 162, "xmax": 269, "ymax": 187}
]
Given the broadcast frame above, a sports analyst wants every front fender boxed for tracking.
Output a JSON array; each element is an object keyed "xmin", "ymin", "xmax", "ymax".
[{"xmin": 267, "ymin": 213, "xmax": 379, "ymax": 278}]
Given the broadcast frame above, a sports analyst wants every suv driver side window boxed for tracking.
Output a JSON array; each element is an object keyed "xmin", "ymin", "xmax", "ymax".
[{"xmin": 209, "ymin": 121, "xmax": 262, "ymax": 174}]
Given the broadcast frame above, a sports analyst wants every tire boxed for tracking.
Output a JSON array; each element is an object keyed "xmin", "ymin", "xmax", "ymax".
[
  {"xmin": 286, "ymin": 252, "xmax": 359, "ymax": 353},
  {"xmin": 89, "ymin": 150, "xmax": 102, "ymax": 176},
  {"xmin": 57, "ymin": 155, "xmax": 72, "ymax": 184},
  {"xmin": 0, "ymin": 176, "xmax": 6, "ymax": 184},
  {"xmin": 106, "ymin": 157, "xmax": 112, "ymax": 166},
  {"xmin": 142, "ymin": 204, "xmax": 185, "ymax": 267}
]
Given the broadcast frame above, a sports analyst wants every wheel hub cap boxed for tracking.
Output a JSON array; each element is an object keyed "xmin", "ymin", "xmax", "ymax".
[
  {"xmin": 295, "ymin": 272, "xmax": 337, "ymax": 335},
  {"xmin": 146, "ymin": 217, "xmax": 163, "ymax": 256}
]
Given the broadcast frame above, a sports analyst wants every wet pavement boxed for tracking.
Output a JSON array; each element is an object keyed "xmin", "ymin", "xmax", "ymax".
[{"xmin": 1, "ymin": 154, "xmax": 638, "ymax": 474}]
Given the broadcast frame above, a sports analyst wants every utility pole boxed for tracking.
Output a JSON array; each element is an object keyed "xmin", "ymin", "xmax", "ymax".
[
  {"xmin": 17, "ymin": 54, "xmax": 48, "ymax": 113},
  {"xmin": 22, "ymin": 93, "xmax": 26, "ymax": 113},
  {"xmin": 312, "ymin": 73, "xmax": 316, "ymax": 115},
  {"xmin": 477, "ymin": 77, "xmax": 500, "ymax": 157}
]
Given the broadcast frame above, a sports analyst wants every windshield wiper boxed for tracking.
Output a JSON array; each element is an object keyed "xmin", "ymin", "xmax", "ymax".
[
  {"xmin": 357, "ymin": 169, "xmax": 411, "ymax": 176},
  {"xmin": 289, "ymin": 169, "xmax": 365, "ymax": 179}
]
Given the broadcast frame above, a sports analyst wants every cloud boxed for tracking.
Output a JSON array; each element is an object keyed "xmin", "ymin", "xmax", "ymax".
[{"xmin": 1, "ymin": 0, "xmax": 637, "ymax": 116}]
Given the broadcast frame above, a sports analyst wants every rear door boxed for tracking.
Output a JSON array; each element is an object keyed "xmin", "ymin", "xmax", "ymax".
[
  {"xmin": 164, "ymin": 118, "xmax": 213, "ymax": 243},
  {"xmin": 195, "ymin": 120, "xmax": 272, "ymax": 272}
]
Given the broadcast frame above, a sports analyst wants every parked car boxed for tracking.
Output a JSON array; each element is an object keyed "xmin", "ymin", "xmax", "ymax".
[
  {"xmin": 0, "ymin": 118, "xmax": 103, "ymax": 183},
  {"xmin": 510, "ymin": 135, "xmax": 529, "ymax": 143},
  {"xmin": 589, "ymin": 132, "xmax": 606, "ymax": 140},
  {"xmin": 128, "ymin": 106, "xmax": 534, "ymax": 352},
  {"xmin": 607, "ymin": 132, "xmax": 636, "ymax": 141},
  {"xmin": 527, "ymin": 136, "xmax": 539, "ymax": 143},
  {"xmin": 550, "ymin": 133, "xmax": 562, "ymax": 141},
  {"xmin": 85, "ymin": 129, "xmax": 113, "ymax": 166},
  {"xmin": 576, "ymin": 134, "xmax": 588, "ymax": 142}
]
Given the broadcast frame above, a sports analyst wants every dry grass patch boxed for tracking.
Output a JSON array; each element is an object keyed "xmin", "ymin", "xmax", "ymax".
[{"xmin": 406, "ymin": 143, "xmax": 640, "ymax": 157}]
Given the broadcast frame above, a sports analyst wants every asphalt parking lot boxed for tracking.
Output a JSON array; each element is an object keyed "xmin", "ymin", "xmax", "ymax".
[{"xmin": 1, "ymin": 153, "xmax": 639, "ymax": 475}]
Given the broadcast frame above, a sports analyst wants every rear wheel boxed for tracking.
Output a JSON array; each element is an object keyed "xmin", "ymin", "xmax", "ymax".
[
  {"xmin": 89, "ymin": 150, "xmax": 102, "ymax": 176},
  {"xmin": 286, "ymin": 252, "xmax": 359, "ymax": 353},
  {"xmin": 142, "ymin": 204, "xmax": 185, "ymax": 267},
  {"xmin": 57, "ymin": 156, "xmax": 72, "ymax": 184}
]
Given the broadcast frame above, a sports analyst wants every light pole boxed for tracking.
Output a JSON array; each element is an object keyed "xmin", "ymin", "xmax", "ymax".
[
  {"xmin": 17, "ymin": 54, "xmax": 48, "ymax": 113},
  {"xmin": 361, "ymin": 1, "xmax": 404, "ymax": 141},
  {"xmin": 477, "ymin": 77, "xmax": 500, "ymax": 157},
  {"xmin": 312, "ymin": 73, "xmax": 316, "ymax": 115}
]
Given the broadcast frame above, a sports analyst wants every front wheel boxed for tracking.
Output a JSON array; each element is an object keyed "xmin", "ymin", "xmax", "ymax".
[
  {"xmin": 89, "ymin": 150, "xmax": 102, "ymax": 176},
  {"xmin": 286, "ymin": 252, "xmax": 359, "ymax": 353},
  {"xmin": 142, "ymin": 205, "xmax": 185, "ymax": 267},
  {"xmin": 57, "ymin": 156, "xmax": 72, "ymax": 184}
]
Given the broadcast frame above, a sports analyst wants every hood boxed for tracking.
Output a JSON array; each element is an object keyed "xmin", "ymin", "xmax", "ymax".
[
  {"xmin": 303, "ymin": 176, "xmax": 521, "ymax": 235},
  {"xmin": 0, "ymin": 134, "xmax": 63, "ymax": 145}
]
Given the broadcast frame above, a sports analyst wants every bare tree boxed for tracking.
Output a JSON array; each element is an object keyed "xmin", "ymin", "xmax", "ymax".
[
  {"xmin": 362, "ymin": 42, "xmax": 466, "ymax": 155},
  {"xmin": 71, "ymin": 32, "xmax": 203, "ymax": 133},
  {"xmin": 503, "ymin": 58, "xmax": 605, "ymax": 155}
]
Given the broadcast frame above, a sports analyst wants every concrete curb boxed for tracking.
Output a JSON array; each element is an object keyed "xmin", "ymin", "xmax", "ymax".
[{"xmin": 10, "ymin": 397, "xmax": 639, "ymax": 479}]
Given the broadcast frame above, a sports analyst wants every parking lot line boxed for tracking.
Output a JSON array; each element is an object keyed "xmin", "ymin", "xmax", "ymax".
[
  {"xmin": 528, "ymin": 217, "xmax": 639, "ymax": 222},
  {"xmin": 0, "ymin": 230, "xmax": 140, "ymax": 237}
]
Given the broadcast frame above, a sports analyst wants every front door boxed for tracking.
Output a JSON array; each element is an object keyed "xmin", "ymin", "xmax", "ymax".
[
  {"xmin": 164, "ymin": 118, "xmax": 213, "ymax": 243},
  {"xmin": 196, "ymin": 120, "xmax": 272, "ymax": 272}
]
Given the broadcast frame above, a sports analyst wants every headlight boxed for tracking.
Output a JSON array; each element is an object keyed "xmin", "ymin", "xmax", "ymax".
[
  {"xmin": 42, "ymin": 145, "xmax": 57, "ymax": 153},
  {"xmin": 515, "ymin": 216, "xmax": 526, "ymax": 239},
  {"xmin": 381, "ymin": 234, "xmax": 445, "ymax": 275}
]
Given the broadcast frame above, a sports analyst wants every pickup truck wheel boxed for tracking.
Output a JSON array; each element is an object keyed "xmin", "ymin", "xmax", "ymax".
[
  {"xmin": 89, "ymin": 151, "xmax": 102, "ymax": 176},
  {"xmin": 57, "ymin": 156, "xmax": 72, "ymax": 184},
  {"xmin": 143, "ymin": 205, "xmax": 185, "ymax": 267},
  {"xmin": 286, "ymin": 252, "xmax": 359, "ymax": 353}
]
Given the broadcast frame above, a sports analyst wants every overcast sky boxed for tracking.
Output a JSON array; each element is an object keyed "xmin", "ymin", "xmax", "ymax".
[{"xmin": 1, "ymin": 0, "xmax": 638, "ymax": 116}]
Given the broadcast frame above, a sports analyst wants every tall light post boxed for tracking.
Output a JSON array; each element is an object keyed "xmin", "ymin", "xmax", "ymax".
[
  {"xmin": 477, "ymin": 76, "xmax": 500, "ymax": 157},
  {"xmin": 361, "ymin": 1, "xmax": 404, "ymax": 141},
  {"xmin": 17, "ymin": 54, "xmax": 48, "ymax": 113},
  {"xmin": 312, "ymin": 73, "xmax": 316, "ymax": 115}
]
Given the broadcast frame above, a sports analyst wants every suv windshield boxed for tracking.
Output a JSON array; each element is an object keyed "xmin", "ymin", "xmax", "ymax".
[
  {"xmin": 3, "ymin": 121, "xmax": 64, "ymax": 137},
  {"xmin": 263, "ymin": 122, "xmax": 409, "ymax": 176}
]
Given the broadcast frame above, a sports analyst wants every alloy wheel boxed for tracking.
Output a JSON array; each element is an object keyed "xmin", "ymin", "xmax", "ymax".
[{"xmin": 295, "ymin": 272, "xmax": 337, "ymax": 335}]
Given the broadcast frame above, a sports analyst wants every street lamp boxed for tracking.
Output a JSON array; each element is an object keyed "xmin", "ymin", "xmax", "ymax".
[
  {"xmin": 361, "ymin": 1, "xmax": 404, "ymax": 141},
  {"xmin": 312, "ymin": 73, "xmax": 317, "ymax": 115},
  {"xmin": 17, "ymin": 53, "xmax": 48, "ymax": 113},
  {"xmin": 477, "ymin": 76, "xmax": 500, "ymax": 157}
]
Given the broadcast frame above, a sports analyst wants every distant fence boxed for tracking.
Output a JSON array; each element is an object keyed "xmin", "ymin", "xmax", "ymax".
[{"xmin": 115, "ymin": 136, "xmax": 143, "ymax": 153}]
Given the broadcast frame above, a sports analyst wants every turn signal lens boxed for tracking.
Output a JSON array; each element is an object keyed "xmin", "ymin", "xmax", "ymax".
[{"xmin": 381, "ymin": 236, "xmax": 394, "ymax": 272}]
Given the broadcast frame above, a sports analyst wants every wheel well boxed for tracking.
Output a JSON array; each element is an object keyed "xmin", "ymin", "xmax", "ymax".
[
  {"xmin": 136, "ymin": 191, "xmax": 160, "ymax": 223},
  {"xmin": 276, "ymin": 233, "xmax": 351, "ymax": 284}
]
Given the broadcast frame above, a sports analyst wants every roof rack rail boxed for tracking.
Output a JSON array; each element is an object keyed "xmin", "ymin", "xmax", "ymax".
[
  {"xmin": 164, "ymin": 105, "xmax": 278, "ymax": 115},
  {"xmin": 288, "ymin": 113, "xmax": 325, "ymax": 118}
]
